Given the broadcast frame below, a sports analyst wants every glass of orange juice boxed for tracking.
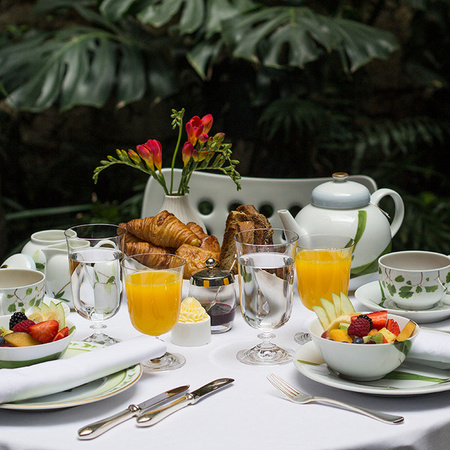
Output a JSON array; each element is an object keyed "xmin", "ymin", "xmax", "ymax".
[
  {"xmin": 295, "ymin": 235, "xmax": 354, "ymax": 342},
  {"xmin": 122, "ymin": 253, "xmax": 186, "ymax": 371}
]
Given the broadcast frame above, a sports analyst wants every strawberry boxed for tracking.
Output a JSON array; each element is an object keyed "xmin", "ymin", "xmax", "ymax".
[
  {"xmin": 386, "ymin": 318, "xmax": 400, "ymax": 336},
  {"xmin": 52, "ymin": 327, "xmax": 69, "ymax": 342},
  {"xmin": 365, "ymin": 311, "xmax": 388, "ymax": 330},
  {"xmin": 29, "ymin": 320, "xmax": 59, "ymax": 343},
  {"xmin": 12, "ymin": 319, "xmax": 35, "ymax": 333}
]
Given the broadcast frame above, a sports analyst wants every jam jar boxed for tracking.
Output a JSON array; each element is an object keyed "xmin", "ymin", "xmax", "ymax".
[{"xmin": 189, "ymin": 258, "xmax": 236, "ymax": 333}]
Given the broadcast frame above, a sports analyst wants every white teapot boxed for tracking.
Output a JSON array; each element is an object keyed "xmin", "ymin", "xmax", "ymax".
[{"xmin": 278, "ymin": 172, "xmax": 404, "ymax": 290}]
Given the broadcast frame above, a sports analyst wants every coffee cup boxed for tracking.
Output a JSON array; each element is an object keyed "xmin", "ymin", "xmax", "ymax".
[
  {"xmin": 378, "ymin": 251, "xmax": 450, "ymax": 310},
  {"xmin": 0, "ymin": 269, "xmax": 46, "ymax": 315}
]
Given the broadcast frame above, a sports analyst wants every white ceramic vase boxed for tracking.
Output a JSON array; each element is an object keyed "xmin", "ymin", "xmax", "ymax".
[{"xmin": 159, "ymin": 194, "xmax": 206, "ymax": 231}]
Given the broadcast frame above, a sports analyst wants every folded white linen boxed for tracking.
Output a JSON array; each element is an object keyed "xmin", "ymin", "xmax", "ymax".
[
  {"xmin": 407, "ymin": 329, "xmax": 450, "ymax": 366},
  {"xmin": 0, "ymin": 335, "xmax": 166, "ymax": 404}
]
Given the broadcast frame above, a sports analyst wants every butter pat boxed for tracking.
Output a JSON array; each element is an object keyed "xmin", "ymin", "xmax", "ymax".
[{"xmin": 171, "ymin": 297, "xmax": 211, "ymax": 347}]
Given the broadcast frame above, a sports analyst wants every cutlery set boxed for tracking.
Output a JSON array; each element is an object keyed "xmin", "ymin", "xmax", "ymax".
[
  {"xmin": 78, "ymin": 378, "xmax": 234, "ymax": 439},
  {"xmin": 79, "ymin": 372, "xmax": 404, "ymax": 440}
]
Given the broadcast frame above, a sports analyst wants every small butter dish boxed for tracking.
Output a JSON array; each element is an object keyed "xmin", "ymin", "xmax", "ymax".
[
  {"xmin": 171, "ymin": 297, "xmax": 211, "ymax": 347},
  {"xmin": 171, "ymin": 315, "xmax": 211, "ymax": 347}
]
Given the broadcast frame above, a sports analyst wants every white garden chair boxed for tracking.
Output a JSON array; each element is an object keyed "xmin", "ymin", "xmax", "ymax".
[{"xmin": 141, "ymin": 168, "xmax": 377, "ymax": 242}]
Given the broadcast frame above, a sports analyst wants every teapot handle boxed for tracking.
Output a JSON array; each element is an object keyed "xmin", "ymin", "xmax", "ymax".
[{"xmin": 370, "ymin": 188, "xmax": 405, "ymax": 238}]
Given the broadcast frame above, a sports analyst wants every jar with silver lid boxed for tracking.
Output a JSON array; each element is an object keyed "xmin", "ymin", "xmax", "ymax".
[{"xmin": 189, "ymin": 258, "xmax": 236, "ymax": 333}]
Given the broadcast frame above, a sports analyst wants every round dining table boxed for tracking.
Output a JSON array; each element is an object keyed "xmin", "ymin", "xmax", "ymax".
[{"xmin": 1, "ymin": 286, "xmax": 450, "ymax": 450}]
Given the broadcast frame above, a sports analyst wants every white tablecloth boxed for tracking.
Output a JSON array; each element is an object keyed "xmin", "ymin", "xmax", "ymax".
[{"xmin": 2, "ymin": 290, "xmax": 450, "ymax": 450}]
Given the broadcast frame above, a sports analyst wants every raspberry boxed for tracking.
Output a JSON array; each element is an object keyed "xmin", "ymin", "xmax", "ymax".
[
  {"xmin": 9, "ymin": 312, "xmax": 28, "ymax": 329},
  {"xmin": 357, "ymin": 314, "xmax": 373, "ymax": 330},
  {"xmin": 348, "ymin": 317, "xmax": 371, "ymax": 338},
  {"xmin": 12, "ymin": 319, "xmax": 36, "ymax": 333}
]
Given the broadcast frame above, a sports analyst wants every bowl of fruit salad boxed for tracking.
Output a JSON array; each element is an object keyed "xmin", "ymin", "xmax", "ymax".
[
  {"xmin": 0, "ymin": 302, "xmax": 75, "ymax": 369},
  {"xmin": 309, "ymin": 295, "xmax": 419, "ymax": 381}
]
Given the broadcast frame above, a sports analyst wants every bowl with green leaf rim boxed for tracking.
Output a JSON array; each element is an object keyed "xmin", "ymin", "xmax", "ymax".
[{"xmin": 0, "ymin": 315, "xmax": 75, "ymax": 369}]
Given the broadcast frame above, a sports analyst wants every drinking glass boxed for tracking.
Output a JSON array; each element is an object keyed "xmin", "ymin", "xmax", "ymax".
[
  {"xmin": 122, "ymin": 253, "xmax": 186, "ymax": 371},
  {"xmin": 65, "ymin": 224, "xmax": 126, "ymax": 346},
  {"xmin": 234, "ymin": 228, "xmax": 298, "ymax": 366},
  {"xmin": 294, "ymin": 234, "xmax": 354, "ymax": 344}
]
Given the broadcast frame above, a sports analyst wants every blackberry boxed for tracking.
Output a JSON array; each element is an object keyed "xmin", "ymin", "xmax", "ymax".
[
  {"xmin": 357, "ymin": 314, "xmax": 373, "ymax": 330},
  {"xmin": 9, "ymin": 312, "xmax": 28, "ymax": 329}
]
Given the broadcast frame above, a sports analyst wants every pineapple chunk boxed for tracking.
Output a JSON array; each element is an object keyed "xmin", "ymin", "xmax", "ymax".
[{"xmin": 378, "ymin": 327, "xmax": 397, "ymax": 343}]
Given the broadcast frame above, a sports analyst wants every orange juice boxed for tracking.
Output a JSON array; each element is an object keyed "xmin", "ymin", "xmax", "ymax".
[
  {"xmin": 295, "ymin": 249, "xmax": 351, "ymax": 310},
  {"xmin": 125, "ymin": 270, "xmax": 182, "ymax": 336}
]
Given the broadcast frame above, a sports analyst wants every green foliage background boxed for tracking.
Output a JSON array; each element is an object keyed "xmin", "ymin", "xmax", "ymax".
[{"xmin": 0, "ymin": 0, "xmax": 449, "ymax": 259}]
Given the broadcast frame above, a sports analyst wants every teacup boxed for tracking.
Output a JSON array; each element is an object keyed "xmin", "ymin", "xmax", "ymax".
[
  {"xmin": 378, "ymin": 251, "xmax": 450, "ymax": 310},
  {"xmin": 0, "ymin": 269, "xmax": 46, "ymax": 315}
]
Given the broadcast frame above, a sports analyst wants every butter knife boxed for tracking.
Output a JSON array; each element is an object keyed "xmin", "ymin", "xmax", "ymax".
[
  {"xmin": 136, "ymin": 378, "xmax": 234, "ymax": 427},
  {"xmin": 78, "ymin": 385, "xmax": 189, "ymax": 439}
]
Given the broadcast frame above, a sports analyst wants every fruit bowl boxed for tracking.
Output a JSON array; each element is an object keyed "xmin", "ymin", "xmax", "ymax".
[
  {"xmin": 0, "ymin": 315, "xmax": 75, "ymax": 369},
  {"xmin": 309, "ymin": 313, "xmax": 420, "ymax": 381}
]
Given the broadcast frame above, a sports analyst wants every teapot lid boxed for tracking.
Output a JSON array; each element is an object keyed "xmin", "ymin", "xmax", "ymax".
[{"xmin": 311, "ymin": 172, "xmax": 371, "ymax": 209}]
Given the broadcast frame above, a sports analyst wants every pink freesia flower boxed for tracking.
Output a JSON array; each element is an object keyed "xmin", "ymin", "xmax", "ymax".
[
  {"xmin": 186, "ymin": 116, "xmax": 204, "ymax": 145},
  {"xmin": 137, "ymin": 139, "xmax": 162, "ymax": 171},
  {"xmin": 182, "ymin": 141, "xmax": 198, "ymax": 166}
]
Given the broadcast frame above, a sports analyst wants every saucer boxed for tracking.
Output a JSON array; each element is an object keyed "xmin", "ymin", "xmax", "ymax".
[
  {"xmin": 294, "ymin": 341, "xmax": 450, "ymax": 396},
  {"xmin": 355, "ymin": 281, "xmax": 450, "ymax": 324}
]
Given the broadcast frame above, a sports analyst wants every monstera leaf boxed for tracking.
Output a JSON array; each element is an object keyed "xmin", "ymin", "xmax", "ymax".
[{"xmin": 221, "ymin": 7, "xmax": 399, "ymax": 73}]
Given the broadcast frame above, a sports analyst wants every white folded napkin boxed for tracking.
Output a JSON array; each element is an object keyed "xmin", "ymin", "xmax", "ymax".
[
  {"xmin": 0, "ymin": 335, "xmax": 166, "ymax": 404},
  {"xmin": 408, "ymin": 329, "xmax": 450, "ymax": 367}
]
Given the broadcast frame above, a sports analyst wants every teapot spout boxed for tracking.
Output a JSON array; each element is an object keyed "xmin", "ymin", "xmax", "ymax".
[{"xmin": 278, "ymin": 209, "xmax": 301, "ymax": 236}]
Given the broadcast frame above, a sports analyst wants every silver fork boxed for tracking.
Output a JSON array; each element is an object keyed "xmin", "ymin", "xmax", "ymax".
[{"xmin": 267, "ymin": 374, "xmax": 404, "ymax": 424}]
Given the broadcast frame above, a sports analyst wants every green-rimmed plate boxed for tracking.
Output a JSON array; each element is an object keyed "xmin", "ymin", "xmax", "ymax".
[
  {"xmin": 0, "ymin": 341, "xmax": 143, "ymax": 410},
  {"xmin": 294, "ymin": 341, "xmax": 450, "ymax": 396}
]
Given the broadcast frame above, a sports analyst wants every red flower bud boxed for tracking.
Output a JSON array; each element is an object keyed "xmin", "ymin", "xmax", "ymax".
[
  {"xmin": 201, "ymin": 114, "xmax": 213, "ymax": 134},
  {"xmin": 182, "ymin": 141, "xmax": 198, "ymax": 166}
]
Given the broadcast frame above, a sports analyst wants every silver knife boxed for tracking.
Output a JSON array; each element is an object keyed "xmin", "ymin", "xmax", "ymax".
[
  {"xmin": 78, "ymin": 385, "xmax": 189, "ymax": 439},
  {"xmin": 136, "ymin": 378, "xmax": 234, "ymax": 427}
]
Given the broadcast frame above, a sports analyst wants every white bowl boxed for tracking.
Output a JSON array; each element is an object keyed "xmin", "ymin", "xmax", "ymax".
[
  {"xmin": 309, "ymin": 313, "xmax": 419, "ymax": 381},
  {"xmin": 0, "ymin": 315, "xmax": 75, "ymax": 369}
]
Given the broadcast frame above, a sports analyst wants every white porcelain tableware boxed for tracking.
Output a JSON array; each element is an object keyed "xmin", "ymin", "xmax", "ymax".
[
  {"xmin": 0, "ymin": 268, "xmax": 46, "ymax": 315},
  {"xmin": 355, "ymin": 280, "xmax": 450, "ymax": 323},
  {"xmin": 278, "ymin": 172, "xmax": 404, "ymax": 290},
  {"xmin": 309, "ymin": 313, "xmax": 419, "ymax": 381},
  {"xmin": 0, "ymin": 315, "xmax": 74, "ymax": 369},
  {"xmin": 21, "ymin": 229, "xmax": 75, "ymax": 273},
  {"xmin": 294, "ymin": 340, "xmax": 450, "ymax": 396},
  {"xmin": 379, "ymin": 251, "xmax": 450, "ymax": 310}
]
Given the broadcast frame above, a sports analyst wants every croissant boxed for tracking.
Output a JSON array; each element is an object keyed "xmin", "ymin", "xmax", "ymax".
[
  {"xmin": 126, "ymin": 211, "xmax": 201, "ymax": 249},
  {"xmin": 186, "ymin": 222, "xmax": 221, "ymax": 253},
  {"xmin": 176, "ymin": 244, "xmax": 220, "ymax": 279},
  {"xmin": 125, "ymin": 242, "xmax": 175, "ymax": 269}
]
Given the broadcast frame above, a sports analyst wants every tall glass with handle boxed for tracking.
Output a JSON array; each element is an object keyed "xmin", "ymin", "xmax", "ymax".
[
  {"xmin": 122, "ymin": 253, "xmax": 186, "ymax": 371},
  {"xmin": 65, "ymin": 223, "xmax": 126, "ymax": 346},
  {"xmin": 234, "ymin": 228, "xmax": 298, "ymax": 365}
]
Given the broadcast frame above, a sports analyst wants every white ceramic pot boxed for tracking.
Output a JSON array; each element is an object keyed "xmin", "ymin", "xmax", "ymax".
[
  {"xmin": 21, "ymin": 229, "xmax": 74, "ymax": 273},
  {"xmin": 278, "ymin": 172, "xmax": 405, "ymax": 290}
]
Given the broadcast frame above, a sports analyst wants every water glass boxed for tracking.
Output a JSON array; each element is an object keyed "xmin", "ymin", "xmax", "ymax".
[
  {"xmin": 234, "ymin": 228, "xmax": 298, "ymax": 365},
  {"xmin": 65, "ymin": 224, "xmax": 126, "ymax": 346}
]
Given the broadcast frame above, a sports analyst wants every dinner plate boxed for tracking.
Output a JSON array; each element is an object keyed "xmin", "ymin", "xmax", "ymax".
[
  {"xmin": 0, "ymin": 341, "xmax": 143, "ymax": 410},
  {"xmin": 294, "ymin": 341, "xmax": 450, "ymax": 396},
  {"xmin": 355, "ymin": 281, "xmax": 450, "ymax": 324}
]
